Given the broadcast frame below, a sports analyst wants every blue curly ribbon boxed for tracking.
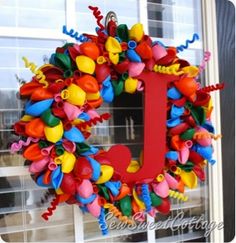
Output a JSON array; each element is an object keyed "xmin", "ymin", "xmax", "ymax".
[
  {"xmin": 98, "ymin": 207, "xmax": 108, "ymax": 235},
  {"xmin": 176, "ymin": 33, "xmax": 199, "ymax": 53},
  {"xmin": 62, "ymin": 25, "xmax": 89, "ymax": 42},
  {"xmin": 141, "ymin": 184, "xmax": 152, "ymax": 212}
]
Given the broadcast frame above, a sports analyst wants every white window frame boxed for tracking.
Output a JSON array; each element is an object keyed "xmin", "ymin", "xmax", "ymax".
[{"xmin": 0, "ymin": 0, "xmax": 224, "ymax": 242}]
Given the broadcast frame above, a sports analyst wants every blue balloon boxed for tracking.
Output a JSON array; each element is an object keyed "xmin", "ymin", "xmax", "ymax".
[
  {"xmin": 101, "ymin": 77, "xmax": 114, "ymax": 103},
  {"xmin": 166, "ymin": 117, "xmax": 182, "ymax": 127},
  {"xmin": 51, "ymin": 166, "xmax": 63, "ymax": 189},
  {"xmin": 170, "ymin": 105, "xmax": 184, "ymax": 118},
  {"xmin": 192, "ymin": 144, "xmax": 213, "ymax": 160},
  {"xmin": 86, "ymin": 156, "xmax": 101, "ymax": 181},
  {"xmin": 64, "ymin": 126, "xmax": 85, "ymax": 143},
  {"xmin": 25, "ymin": 99, "xmax": 54, "ymax": 116},
  {"xmin": 76, "ymin": 193, "xmax": 96, "ymax": 204},
  {"xmin": 81, "ymin": 146, "xmax": 99, "ymax": 156},
  {"xmin": 167, "ymin": 87, "xmax": 182, "ymax": 99},
  {"xmin": 36, "ymin": 174, "xmax": 52, "ymax": 188},
  {"xmin": 104, "ymin": 181, "xmax": 121, "ymax": 196},
  {"xmin": 166, "ymin": 151, "xmax": 178, "ymax": 160},
  {"xmin": 78, "ymin": 112, "xmax": 90, "ymax": 121},
  {"xmin": 127, "ymin": 49, "xmax": 142, "ymax": 62}
]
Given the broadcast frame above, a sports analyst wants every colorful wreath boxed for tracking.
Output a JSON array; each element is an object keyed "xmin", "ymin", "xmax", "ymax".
[{"xmin": 11, "ymin": 6, "xmax": 224, "ymax": 235}]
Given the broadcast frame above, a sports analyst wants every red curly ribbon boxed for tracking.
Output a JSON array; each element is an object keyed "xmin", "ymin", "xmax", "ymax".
[
  {"xmin": 77, "ymin": 113, "xmax": 111, "ymax": 130},
  {"xmin": 88, "ymin": 6, "xmax": 105, "ymax": 30},
  {"xmin": 200, "ymin": 83, "xmax": 225, "ymax": 92},
  {"xmin": 41, "ymin": 195, "xmax": 60, "ymax": 220}
]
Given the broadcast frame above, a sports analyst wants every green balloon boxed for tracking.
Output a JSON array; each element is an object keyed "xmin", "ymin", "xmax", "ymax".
[
  {"xmin": 55, "ymin": 145, "xmax": 65, "ymax": 156},
  {"xmin": 120, "ymin": 196, "xmax": 132, "ymax": 216},
  {"xmin": 98, "ymin": 185, "xmax": 110, "ymax": 200},
  {"xmin": 180, "ymin": 128, "xmax": 195, "ymax": 140},
  {"xmin": 112, "ymin": 80, "xmax": 124, "ymax": 96},
  {"xmin": 54, "ymin": 53, "xmax": 71, "ymax": 71},
  {"xmin": 150, "ymin": 192, "xmax": 162, "ymax": 207},
  {"xmin": 116, "ymin": 24, "xmax": 129, "ymax": 42},
  {"xmin": 41, "ymin": 109, "xmax": 60, "ymax": 127},
  {"xmin": 38, "ymin": 140, "xmax": 50, "ymax": 149},
  {"xmin": 76, "ymin": 142, "xmax": 91, "ymax": 154}
]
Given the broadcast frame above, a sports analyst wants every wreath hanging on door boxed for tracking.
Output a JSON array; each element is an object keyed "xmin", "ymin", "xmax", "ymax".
[{"xmin": 11, "ymin": 6, "xmax": 223, "ymax": 235}]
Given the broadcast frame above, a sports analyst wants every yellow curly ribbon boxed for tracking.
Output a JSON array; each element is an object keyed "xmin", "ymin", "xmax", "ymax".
[
  {"xmin": 22, "ymin": 57, "xmax": 48, "ymax": 88},
  {"xmin": 193, "ymin": 132, "xmax": 222, "ymax": 140},
  {"xmin": 169, "ymin": 189, "xmax": 188, "ymax": 201},
  {"xmin": 153, "ymin": 64, "xmax": 184, "ymax": 75}
]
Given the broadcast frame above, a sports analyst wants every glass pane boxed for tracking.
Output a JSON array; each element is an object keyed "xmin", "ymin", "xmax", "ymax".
[{"xmin": 0, "ymin": 0, "xmax": 65, "ymax": 29}]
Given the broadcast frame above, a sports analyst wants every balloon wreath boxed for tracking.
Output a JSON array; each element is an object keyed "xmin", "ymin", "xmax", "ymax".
[{"xmin": 11, "ymin": 6, "xmax": 224, "ymax": 235}]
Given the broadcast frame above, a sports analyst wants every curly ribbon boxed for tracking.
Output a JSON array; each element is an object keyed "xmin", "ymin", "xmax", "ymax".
[
  {"xmin": 88, "ymin": 6, "xmax": 105, "ymax": 30},
  {"xmin": 200, "ymin": 83, "xmax": 225, "ymax": 92},
  {"xmin": 10, "ymin": 137, "xmax": 40, "ymax": 153},
  {"xmin": 153, "ymin": 64, "xmax": 183, "ymax": 75},
  {"xmin": 98, "ymin": 207, "xmax": 108, "ymax": 235},
  {"xmin": 62, "ymin": 25, "xmax": 88, "ymax": 42},
  {"xmin": 104, "ymin": 203, "xmax": 133, "ymax": 224},
  {"xmin": 176, "ymin": 33, "xmax": 199, "ymax": 53},
  {"xmin": 193, "ymin": 132, "xmax": 222, "ymax": 140},
  {"xmin": 77, "ymin": 113, "xmax": 111, "ymax": 129},
  {"xmin": 141, "ymin": 184, "xmax": 152, "ymax": 212},
  {"xmin": 169, "ymin": 189, "xmax": 188, "ymax": 201},
  {"xmin": 199, "ymin": 51, "xmax": 211, "ymax": 73},
  {"xmin": 41, "ymin": 195, "xmax": 60, "ymax": 220},
  {"xmin": 22, "ymin": 57, "xmax": 48, "ymax": 88}
]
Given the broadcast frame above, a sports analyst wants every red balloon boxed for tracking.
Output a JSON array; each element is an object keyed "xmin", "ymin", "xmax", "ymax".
[
  {"xmin": 156, "ymin": 198, "xmax": 170, "ymax": 214},
  {"xmin": 95, "ymin": 64, "xmax": 110, "ymax": 83},
  {"xmin": 60, "ymin": 173, "xmax": 77, "ymax": 195},
  {"xmin": 73, "ymin": 157, "xmax": 93, "ymax": 179}
]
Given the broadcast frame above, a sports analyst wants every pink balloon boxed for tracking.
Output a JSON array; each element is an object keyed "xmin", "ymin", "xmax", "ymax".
[
  {"xmin": 48, "ymin": 160, "xmax": 58, "ymax": 171},
  {"xmin": 178, "ymin": 146, "xmax": 189, "ymax": 164},
  {"xmin": 87, "ymin": 109, "xmax": 99, "ymax": 119},
  {"xmin": 63, "ymin": 102, "xmax": 82, "ymax": 121},
  {"xmin": 196, "ymin": 127, "xmax": 212, "ymax": 146},
  {"xmin": 29, "ymin": 157, "xmax": 49, "ymax": 173},
  {"xmin": 62, "ymin": 139, "xmax": 76, "ymax": 153},
  {"xmin": 152, "ymin": 44, "xmax": 167, "ymax": 61},
  {"xmin": 164, "ymin": 172, "xmax": 178, "ymax": 189},
  {"xmin": 148, "ymin": 207, "xmax": 156, "ymax": 217},
  {"xmin": 77, "ymin": 179, "xmax": 93, "ymax": 198},
  {"xmin": 87, "ymin": 196, "xmax": 101, "ymax": 217},
  {"xmin": 152, "ymin": 179, "xmax": 169, "ymax": 198},
  {"xmin": 128, "ymin": 62, "xmax": 145, "ymax": 77},
  {"xmin": 41, "ymin": 145, "xmax": 54, "ymax": 156}
]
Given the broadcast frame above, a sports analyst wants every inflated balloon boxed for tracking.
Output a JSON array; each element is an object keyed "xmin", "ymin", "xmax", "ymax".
[{"xmin": 11, "ymin": 5, "xmax": 222, "ymax": 236}]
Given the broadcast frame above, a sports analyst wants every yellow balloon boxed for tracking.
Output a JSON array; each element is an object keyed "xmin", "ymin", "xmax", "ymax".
[
  {"xmin": 129, "ymin": 23, "xmax": 144, "ymax": 42},
  {"xmin": 44, "ymin": 121, "xmax": 63, "ymax": 143},
  {"xmin": 180, "ymin": 170, "xmax": 198, "ymax": 189},
  {"xmin": 109, "ymin": 52, "xmax": 119, "ymax": 65},
  {"xmin": 133, "ymin": 188, "xmax": 145, "ymax": 210},
  {"xmin": 125, "ymin": 77, "xmax": 138, "ymax": 94},
  {"xmin": 55, "ymin": 188, "xmax": 64, "ymax": 195},
  {"xmin": 61, "ymin": 83, "xmax": 86, "ymax": 106},
  {"xmin": 76, "ymin": 55, "xmax": 95, "ymax": 74},
  {"xmin": 105, "ymin": 37, "xmax": 122, "ymax": 53},
  {"xmin": 21, "ymin": 115, "xmax": 34, "ymax": 122},
  {"xmin": 96, "ymin": 165, "xmax": 114, "ymax": 184},
  {"xmin": 127, "ymin": 160, "xmax": 140, "ymax": 173},
  {"xmin": 61, "ymin": 151, "xmax": 76, "ymax": 173},
  {"xmin": 86, "ymin": 91, "xmax": 100, "ymax": 101},
  {"xmin": 182, "ymin": 66, "xmax": 199, "ymax": 77}
]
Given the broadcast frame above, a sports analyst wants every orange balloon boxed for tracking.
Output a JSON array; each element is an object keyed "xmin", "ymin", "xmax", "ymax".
[
  {"xmin": 135, "ymin": 42, "xmax": 152, "ymax": 60},
  {"xmin": 171, "ymin": 135, "xmax": 184, "ymax": 151},
  {"xmin": 114, "ymin": 184, "xmax": 131, "ymax": 200},
  {"xmin": 174, "ymin": 77, "xmax": 197, "ymax": 98},
  {"xmin": 20, "ymin": 80, "xmax": 42, "ymax": 96},
  {"xmin": 25, "ymin": 118, "xmax": 45, "ymax": 138},
  {"xmin": 31, "ymin": 87, "xmax": 53, "ymax": 101},
  {"xmin": 131, "ymin": 199, "xmax": 140, "ymax": 214},
  {"xmin": 79, "ymin": 42, "xmax": 100, "ymax": 60},
  {"xmin": 75, "ymin": 74, "xmax": 99, "ymax": 93},
  {"xmin": 23, "ymin": 143, "xmax": 44, "ymax": 161},
  {"xmin": 87, "ymin": 97, "xmax": 103, "ymax": 108}
]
